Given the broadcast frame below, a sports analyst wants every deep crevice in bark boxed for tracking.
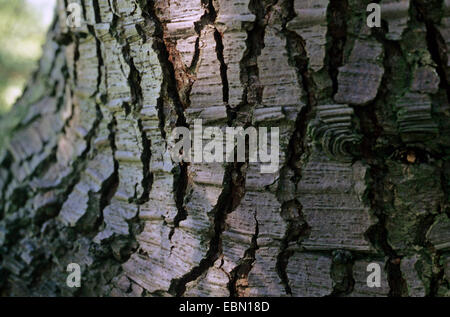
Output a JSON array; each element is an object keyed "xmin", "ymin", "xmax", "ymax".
[
  {"xmin": 237, "ymin": 0, "xmax": 270, "ymax": 109},
  {"xmin": 225, "ymin": 0, "xmax": 273, "ymax": 297},
  {"xmin": 139, "ymin": 0, "xmax": 191, "ymax": 236},
  {"xmin": 228, "ymin": 210, "xmax": 259, "ymax": 297},
  {"xmin": 353, "ymin": 15, "xmax": 413, "ymax": 296},
  {"xmin": 274, "ymin": 1, "xmax": 319, "ymax": 295},
  {"xmin": 98, "ymin": 116, "xmax": 119, "ymax": 229},
  {"xmin": 168, "ymin": 162, "xmax": 246, "ymax": 296},
  {"xmin": 327, "ymin": 0, "xmax": 349, "ymax": 97},
  {"xmin": 122, "ymin": 44, "xmax": 144, "ymax": 114},
  {"xmin": 412, "ymin": 0, "xmax": 450, "ymax": 103},
  {"xmin": 120, "ymin": 38, "xmax": 153, "ymax": 205},
  {"xmin": 213, "ymin": 28, "xmax": 230, "ymax": 105},
  {"xmin": 187, "ymin": 0, "xmax": 217, "ymax": 74},
  {"xmin": 169, "ymin": 162, "xmax": 188, "ymax": 240},
  {"xmin": 136, "ymin": 120, "xmax": 153, "ymax": 205}
]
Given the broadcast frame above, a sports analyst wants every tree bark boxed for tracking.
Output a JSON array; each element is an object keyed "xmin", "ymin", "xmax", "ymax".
[{"xmin": 0, "ymin": 0, "xmax": 449, "ymax": 297}]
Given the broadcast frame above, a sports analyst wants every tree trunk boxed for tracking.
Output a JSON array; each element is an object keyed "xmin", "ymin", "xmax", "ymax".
[{"xmin": 0, "ymin": 0, "xmax": 449, "ymax": 297}]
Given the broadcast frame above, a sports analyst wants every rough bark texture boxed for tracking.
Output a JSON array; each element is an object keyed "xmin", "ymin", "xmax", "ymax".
[{"xmin": 0, "ymin": 0, "xmax": 449, "ymax": 297}]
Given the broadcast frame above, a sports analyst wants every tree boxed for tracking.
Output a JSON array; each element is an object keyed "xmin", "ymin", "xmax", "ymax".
[{"xmin": 0, "ymin": 0, "xmax": 449, "ymax": 297}]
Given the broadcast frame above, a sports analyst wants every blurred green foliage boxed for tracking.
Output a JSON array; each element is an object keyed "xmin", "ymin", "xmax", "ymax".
[{"xmin": 0, "ymin": 0, "xmax": 50, "ymax": 114}]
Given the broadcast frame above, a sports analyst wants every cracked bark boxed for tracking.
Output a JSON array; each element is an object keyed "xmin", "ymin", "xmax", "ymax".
[{"xmin": 0, "ymin": 0, "xmax": 449, "ymax": 297}]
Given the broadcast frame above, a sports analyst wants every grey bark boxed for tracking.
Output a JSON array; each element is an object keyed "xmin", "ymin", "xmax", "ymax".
[{"xmin": 0, "ymin": 0, "xmax": 449, "ymax": 297}]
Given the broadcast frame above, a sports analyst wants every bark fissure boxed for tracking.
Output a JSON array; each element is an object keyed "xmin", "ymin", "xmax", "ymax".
[
  {"xmin": 213, "ymin": 28, "xmax": 230, "ymax": 105},
  {"xmin": 122, "ymin": 44, "xmax": 144, "ymax": 114},
  {"xmin": 228, "ymin": 210, "xmax": 259, "ymax": 297},
  {"xmin": 274, "ymin": 1, "xmax": 319, "ymax": 294},
  {"xmin": 224, "ymin": 0, "xmax": 270, "ymax": 297},
  {"xmin": 169, "ymin": 162, "xmax": 188, "ymax": 240},
  {"xmin": 168, "ymin": 163, "xmax": 245, "ymax": 296},
  {"xmin": 327, "ymin": 0, "xmax": 349, "ymax": 97},
  {"xmin": 356, "ymin": 33, "xmax": 408, "ymax": 297},
  {"xmin": 138, "ymin": 0, "xmax": 190, "ymax": 236},
  {"xmin": 237, "ymin": 0, "xmax": 268, "ymax": 109},
  {"xmin": 330, "ymin": 250, "xmax": 355, "ymax": 296},
  {"xmin": 412, "ymin": 0, "xmax": 450, "ymax": 102},
  {"xmin": 107, "ymin": 18, "xmax": 153, "ymax": 206},
  {"xmin": 136, "ymin": 120, "xmax": 153, "ymax": 205},
  {"xmin": 190, "ymin": 0, "xmax": 218, "ymax": 74}
]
